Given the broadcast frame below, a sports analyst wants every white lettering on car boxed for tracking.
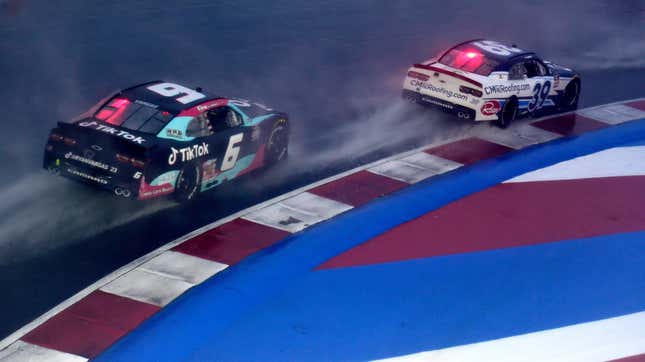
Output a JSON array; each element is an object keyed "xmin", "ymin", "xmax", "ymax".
[
  {"xmin": 147, "ymin": 82, "xmax": 206, "ymax": 104},
  {"xmin": 229, "ymin": 99, "xmax": 273, "ymax": 111},
  {"xmin": 221, "ymin": 133, "xmax": 244, "ymax": 171},
  {"xmin": 168, "ymin": 142, "xmax": 210, "ymax": 165},
  {"xmin": 67, "ymin": 168, "xmax": 109, "ymax": 184},
  {"xmin": 473, "ymin": 40, "xmax": 524, "ymax": 56},
  {"xmin": 64, "ymin": 152, "xmax": 117, "ymax": 173},
  {"xmin": 228, "ymin": 99, "xmax": 251, "ymax": 108},
  {"xmin": 78, "ymin": 121, "xmax": 146, "ymax": 144},
  {"xmin": 484, "ymin": 83, "xmax": 531, "ymax": 95},
  {"xmin": 410, "ymin": 80, "xmax": 468, "ymax": 101}
]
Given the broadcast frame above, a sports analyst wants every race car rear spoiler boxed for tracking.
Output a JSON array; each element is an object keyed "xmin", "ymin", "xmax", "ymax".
[
  {"xmin": 413, "ymin": 63, "xmax": 482, "ymax": 88},
  {"xmin": 54, "ymin": 120, "xmax": 152, "ymax": 156}
]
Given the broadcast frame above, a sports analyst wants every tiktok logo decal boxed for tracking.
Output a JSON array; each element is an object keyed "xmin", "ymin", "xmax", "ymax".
[{"xmin": 168, "ymin": 143, "xmax": 210, "ymax": 165}]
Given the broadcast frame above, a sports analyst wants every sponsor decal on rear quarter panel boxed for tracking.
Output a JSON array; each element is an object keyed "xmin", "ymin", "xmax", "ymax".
[
  {"xmin": 481, "ymin": 100, "xmax": 501, "ymax": 115},
  {"xmin": 410, "ymin": 80, "xmax": 468, "ymax": 101}
]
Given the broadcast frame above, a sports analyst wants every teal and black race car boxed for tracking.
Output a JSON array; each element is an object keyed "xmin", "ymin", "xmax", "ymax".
[{"xmin": 43, "ymin": 81, "xmax": 290, "ymax": 202}]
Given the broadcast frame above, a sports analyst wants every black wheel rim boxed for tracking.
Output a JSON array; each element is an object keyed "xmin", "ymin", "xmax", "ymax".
[
  {"xmin": 268, "ymin": 127, "xmax": 288, "ymax": 161},
  {"xmin": 177, "ymin": 166, "xmax": 198, "ymax": 199}
]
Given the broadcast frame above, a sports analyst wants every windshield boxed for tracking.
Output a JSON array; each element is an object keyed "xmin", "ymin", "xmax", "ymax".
[
  {"xmin": 438, "ymin": 45, "xmax": 501, "ymax": 76},
  {"xmin": 94, "ymin": 97, "xmax": 175, "ymax": 134}
]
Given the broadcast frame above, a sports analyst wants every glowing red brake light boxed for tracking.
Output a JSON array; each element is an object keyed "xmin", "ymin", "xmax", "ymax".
[
  {"xmin": 466, "ymin": 52, "xmax": 479, "ymax": 59},
  {"xmin": 407, "ymin": 71, "xmax": 430, "ymax": 81},
  {"xmin": 99, "ymin": 98, "xmax": 131, "ymax": 125},
  {"xmin": 111, "ymin": 98, "xmax": 130, "ymax": 108},
  {"xmin": 96, "ymin": 109, "xmax": 114, "ymax": 120}
]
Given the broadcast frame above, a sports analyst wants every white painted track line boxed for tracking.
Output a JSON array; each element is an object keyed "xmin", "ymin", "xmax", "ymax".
[
  {"xmin": 374, "ymin": 311, "xmax": 645, "ymax": 362},
  {"xmin": 369, "ymin": 152, "xmax": 462, "ymax": 184},
  {"xmin": 139, "ymin": 251, "xmax": 228, "ymax": 285},
  {"xmin": 510, "ymin": 122, "xmax": 562, "ymax": 145},
  {"xmin": 475, "ymin": 123, "xmax": 561, "ymax": 149},
  {"xmin": 100, "ymin": 269, "xmax": 194, "ymax": 307},
  {"xmin": 506, "ymin": 146, "xmax": 645, "ymax": 183},
  {"xmin": 0, "ymin": 341, "xmax": 87, "ymax": 362},
  {"xmin": 100, "ymin": 251, "xmax": 228, "ymax": 307},
  {"xmin": 243, "ymin": 192, "xmax": 353, "ymax": 233},
  {"xmin": 579, "ymin": 104, "xmax": 645, "ymax": 125}
]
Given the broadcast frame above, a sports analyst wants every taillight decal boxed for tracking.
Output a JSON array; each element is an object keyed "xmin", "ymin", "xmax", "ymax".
[
  {"xmin": 63, "ymin": 137, "xmax": 77, "ymax": 146},
  {"xmin": 49, "ymin": 133, "xmax": 64, "ymax": 142},
  {"xmin": 116, "ymin": 153, "xmax": 130, "ymax": 163},
  {"xmin": 116, "ymin": 154, "xmax": 146, "ymax": 169},
  {"xmin": 459, "ymin": 85, "xmax": 483, "ymax": 98},
  {"xmin": 407, "ymin": 71, "xmax": 430, "ymax": 82},
  {"xmin": 131, "ymin": 159, "xmax": 146, "ymax": 169}
]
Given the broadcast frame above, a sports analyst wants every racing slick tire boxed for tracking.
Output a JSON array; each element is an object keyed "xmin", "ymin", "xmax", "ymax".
[
  {"xmin": 265, "ymin": 119, "xmax": 289, "ymax": 165},
  {"xmin": 173, "ymin": 163, "xmax": 201, "ymax": 202},
  {"xmin": 560, "ymin": 78, "xmax": 580, "ymax": 111},
  {"xmin": 495, "ymin": 97, "xmax": 518, "ymax": 129}
]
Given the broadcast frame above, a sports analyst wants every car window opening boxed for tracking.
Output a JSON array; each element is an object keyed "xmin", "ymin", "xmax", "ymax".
[
  {"xmin": 95, "ymin": 98, "xmax": 175, "ymax": 134},
  {"xmin": 439, "ymin": 45, "xmax": 501, "ymax": 76}
]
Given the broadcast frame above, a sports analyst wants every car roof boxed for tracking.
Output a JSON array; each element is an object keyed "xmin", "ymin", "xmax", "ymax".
[
  {"xmin": 446, "ymin": 39, "xmax": 535, "ymax": 63},
  {"xmin": 119, "ymin": 80, "xmax": 222, "ymax": 114}
]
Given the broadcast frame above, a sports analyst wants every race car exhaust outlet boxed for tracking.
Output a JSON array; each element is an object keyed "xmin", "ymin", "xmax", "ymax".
[
  {"xmin": 457, "ymin": 112, "xmax": 471, "ymax": 119},
  {"xmin": 46, "ymin": 165, "xmax": 60, "ymax": 175},
  {"xmin": 114, "ymin": 187, "xmax": 132, "ymax": 198}
]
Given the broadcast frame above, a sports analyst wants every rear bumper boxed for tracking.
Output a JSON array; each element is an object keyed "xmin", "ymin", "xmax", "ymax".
[
  {"xmin": 402, "ymin": 90, "xmax": 477, "ymax": 120},
  {"xmin": 43, "ymin": 147, "xmax": 143, "ymax": 199}
]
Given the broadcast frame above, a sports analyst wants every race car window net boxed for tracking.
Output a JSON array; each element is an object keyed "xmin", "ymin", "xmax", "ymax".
[
  {"xmin": 186, "ymin": 116, "xmax": 213, "ymax": 138},
  {"xmin": 438, "ymin": 45, "xmax": 500, "ymax": 76},
  {"xmin": 509, "ymin": 63, "xmax": 527, "ymax": 80},
  {"xmin": 207, "ymin": 107, "xmax": 243, "ymax": 131},
  {"xmin": 94, "ymin": 98, "xmax": 174, "ymax": 134}
]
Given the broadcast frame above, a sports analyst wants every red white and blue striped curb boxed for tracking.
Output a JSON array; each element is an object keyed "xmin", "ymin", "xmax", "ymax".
[
  {"xmin": 372, "ymin": 144, "xmax": 645, "ymax": 362},
  {"xmin": 97, "ymin": 107, "xmax": 645, "ymax": 361},
  {"xmin": 1, "ymin": 98, "xmax": 644, "ymax": 361}
]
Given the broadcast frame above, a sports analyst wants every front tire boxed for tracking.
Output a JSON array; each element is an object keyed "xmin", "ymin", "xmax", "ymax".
[
  {"xmin": 495, "ymin": 97, "xmax": 518, "ymax": 129},
  {"xmin": 265, "ymin": 120, "xmax": 290, "ymax": 165},
  {"xmin": 173, "ymin": 163, "xmax": 201, "ymax": 202}
]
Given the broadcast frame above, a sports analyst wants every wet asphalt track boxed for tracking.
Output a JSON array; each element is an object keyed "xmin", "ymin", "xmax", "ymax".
[{"xmin": 0, "ymin": 0, "xmax": 644, "ymax": 339}]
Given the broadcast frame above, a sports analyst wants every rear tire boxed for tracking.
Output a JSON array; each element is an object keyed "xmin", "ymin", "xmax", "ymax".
[
  {"xmin": 173, "ymin": 163, "xmax": 201, "ymax": 203},
  {"xmin": 560, "ymin": 78, "xmax": 580, "ymax": 111},
  {"xmin": 495, "ymin": 97, "xmax": 518, "ymax": 129},
  {"xmin": 265, "ymin": 120, "xmax": 289, "ymax": 165}
]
